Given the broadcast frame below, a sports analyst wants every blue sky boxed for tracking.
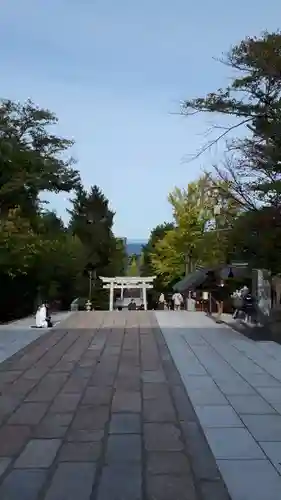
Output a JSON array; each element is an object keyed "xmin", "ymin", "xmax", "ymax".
[{"xmin": 0, "ymin": 0, "xmax": 279, "ymax": 239}]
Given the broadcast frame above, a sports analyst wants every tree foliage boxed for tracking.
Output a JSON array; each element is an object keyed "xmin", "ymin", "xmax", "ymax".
[
  {"xmin": 127, "ymin": 255, "xmax": 139, "ymax": 276},
  {"xmin": 148, "ymin": 176, "xmax": 238, "ymax": 287},
  {"xmin": 181, "ymin": 31, "xmax": 281, "ymax": 274},
  {"xmin": 0, "ymin": 99, "xmax": 124, "ymax": 320},
  {"xmin": 183, "ymin": 31, "xmax": 281, "ymax": 208}
]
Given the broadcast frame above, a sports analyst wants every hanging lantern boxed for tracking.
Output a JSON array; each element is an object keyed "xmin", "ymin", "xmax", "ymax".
[{"xmin": 228, "ymin": 267, "xmax": 234, "ymax": 278}]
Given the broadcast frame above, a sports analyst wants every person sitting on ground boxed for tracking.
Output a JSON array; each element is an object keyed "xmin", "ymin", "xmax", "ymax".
[
  {"xmin": 35, "ymin": 303, "xmax": 48, "ymax": 328},
  {"xmin": 35, "ymin": 302, "xmax": 53, "ymax": 328},
  {"xmin": 128, "ymin": 299, "xmax": 137, "ymax": 311},
  {"xmin": 45, "ymin": 302, "xmax": 53, "ymax": 327}
]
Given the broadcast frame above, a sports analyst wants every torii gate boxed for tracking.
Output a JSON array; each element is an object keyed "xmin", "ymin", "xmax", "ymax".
[{"xmin": 100, "ymin": 276, "xmax": 156, "ymax": 311}]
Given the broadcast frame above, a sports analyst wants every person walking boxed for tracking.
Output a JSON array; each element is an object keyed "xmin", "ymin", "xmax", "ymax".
[
  {"xmin": 172, "ymin": 292, "xmax": 183, "ymax": 311},
  {"xmin": 158, "ymin": 293, "xmax": 165, "ymax": 310},
  {"xmin": 232, "ymin": 289, "xmax": 243, "ymax": 319}
]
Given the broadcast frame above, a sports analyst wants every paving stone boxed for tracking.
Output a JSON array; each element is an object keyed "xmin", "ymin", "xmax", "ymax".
[
  {"xmin": 195, "ymin": 405, "xmax": 243, "ymax": 428},
  {"xmin": 34, "ymin": 413, "xmax": 73, "ymax": 438},
  {"xmin": 217, "ymin": 459, "xmax": 281, "ymax": 500},
  {"xmin": 244, "ymin": 373, "xmax": 281, "ymax": 387},
  {"xmin": 8, "ymin": 378, "xmax": 37, "ymax": 397},
  {"xmin": 114, "ymin": 375, "xmax": 140, "ymax": 390},
  {"xmin": 215, "ymin": 378, "xmax": 256, "ymax": 396},
  {"xmin": 45, "ymin": 463, "xmax": 96, "ymax": 500},
  {"xmin": 0, "ymin": 395, "xmax": 20, "ymax": 421},
  {"xmin": 144, "ymin": 423, "xmax": 184, "ymax": 451},
  {"xmin": 255, "ymin": 387, "xmax": 281, "ymax": 403},
  {"xmin": 187, "ymin": 388, "xmax": 228, "ymax": 406},
  {"xmin": 63, "ymin": 376, "xmax": 89, "ymax": 393},
  {"xmin": 0, "ymin": 370, "xmax": 22, "ymax": 386},
  {"xmin": 58, "ymin": 441, "xmax": 101, "ymax": 461},
  {"xmin": 180, "ymin": 422, "xmax": 221, "ymax": 480},
  {"xmin": 142, "ymin": 370, "xmax": 166, "ymax": 383},
  {"xmin": 227, "ymin": 394, "xmax": 276, "ymax": 415},
  {"xmin": 72, "ymin": 406, "xmax": 109, "ymax": 430},
  {"xmin": 146, "ymin": 451, "xmax": 190, "ymax": 475},
  {"xmin": 112, "ymin": 390, "xmax": 141, "ymax": 412},
  {"xmin": 170, "ymin": 385, "xmax": 197, "ymax": 422},
  {"xmin": 8, "ymin": 402, "xmax": 48, "ymax": 425},
  {"xmin": 0, "ymin": 469, "xmax": 47, "ymax": 500},
  {"xmin": 143, "ymin": 397, "xmax": 177, "ymax": 422},
  {"xmin": 52, "ymin": 361, "xmax": 76, "ymax": 372},
  {"xmin": 50, "ymin": 393, "xmax": 81, "ymax": 413},
  {"xmin": 240, "ymin": 414, "xmax": 281, "ymax": 441},
  {"xmin": 25, "ymin": 373, "xmax": 68, "ymax": 402},
  {"xmin": 204, "ymin": 427, "xmax": 266, "ymax": 459},
  {"xmin": 82, "ymin": 386, "xmax": 112, "ymax": 406},
  {"xmin": 184, "ymin": 375, "xmax": 218, "ymax": 391},
  {"xmin": 97, "ymin": 464, "xmax": 141, "ymax": 500},
  {"xmin": 15, "ymin": 439, "xmax": 61, "ymax": 468},
  {"xmin": 89, "ymin": 372, "xmax": 115, "ymax": 386},
  {"xmin": 142, "ymin": 383, "xmax": 170, "ymax": 400},
  {"xmin": 0, "ymin": 458, "xmax": 11, "ymax": 478},
  {"xmin": 199, "ymin": 480, "xmax": 231, "ymax": 500},
  {"xmin": 146, "ymin": 474, "xmax": 197, "ymax": 500},
  {"xmin": 162, "ymin": 360, "xmax": 183, "ymax": 385},
  {"xmin": 67, "ymin": 429, "xmax": 104, "ymax": 442},
  {"xmin": 0, "ymin": 425, "xmax": 31, "ymax": 456},
  {"xmin": 271, "ymin": 402, "xmax": 281, "ymax": 413},
  {"xmin": 72, "ymin": 367, "xmax": 93, "ymax": 379},
  {"xmin": 23, "ymin": 366, "xmax": 49, "ymax": 380},
  {"xmin": 106, "ymin": 434, "xmax": 141, "ymax": 462},
  {"xmin": 118, "ymin": 361, "xmax": 139, "ymax": 375},
  {"xmin": 259, "ymin": 441, "xmax": 281, "ymax": 474},
  {"xmin": 109, "ymin": 414, "xmax": 141, "ymax": 434}
]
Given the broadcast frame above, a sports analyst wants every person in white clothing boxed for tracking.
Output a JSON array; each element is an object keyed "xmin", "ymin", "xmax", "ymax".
[
  {"xmin": 35, "ymin": 304, "xmax": 48, "ymax": 328},
  {"xmin": 158, "ymin": 293, "xmax": 165, "ymax": 310},
  {"xmin": 172, "ymin": 292, "xmax": 183, "ymax": 311}
]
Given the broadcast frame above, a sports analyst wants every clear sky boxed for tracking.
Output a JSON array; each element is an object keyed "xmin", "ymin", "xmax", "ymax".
[{"xmin": 0, "ymin": 0, "xmax": 279, "ymax": 239}]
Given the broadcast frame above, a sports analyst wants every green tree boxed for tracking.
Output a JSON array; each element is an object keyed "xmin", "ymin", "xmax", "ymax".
[
  {"xmin": 149, "ymin": 176, "xmax": 238, "ymax": 286},
  {"xmin": 68, "ymin": 185, "xmax": 124, "ymax": 308},
  {"xmin": 227, "ymin": 206, "xmax": 281, "ymax": 274},
  {"xmin": 182, "ymin": 32, "xmax": 281, "ymax": 207},
  {"xmin": 127, "ymin": 255, "xmax": 139, "ymax": 276},
  {"xmin": 0, "ymin": 99, "xmax": 80, "ymax": 219},
  {"xmin": 141, "ymin": 224, "xmax": 174, "ymax": 276},
  {"xmin": 0, "ymin": 97, "xmax": 125, "ymax": 319}
]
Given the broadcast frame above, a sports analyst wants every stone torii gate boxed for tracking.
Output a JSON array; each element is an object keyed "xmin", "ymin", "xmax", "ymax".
[{"xmin": 100, "ymin": 276, "xmax": 156, "ymax": 311}]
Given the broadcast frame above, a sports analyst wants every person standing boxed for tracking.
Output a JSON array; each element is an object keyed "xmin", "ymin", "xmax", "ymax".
[
  {"xmin": 215, "ymin": 281, "xmax": 225, "ymax": 319},
  {"xmin": 172, "ymin": 292, "xmax": 183, "ymax": 311},
  {"xmin": 158, "ymin": 293, "xmax": 165, "ymax": 310}
]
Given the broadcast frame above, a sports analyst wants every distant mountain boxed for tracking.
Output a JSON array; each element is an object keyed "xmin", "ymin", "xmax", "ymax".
[{"xmin": 126, "ymin": 240, "xmax": 147, "ymax": 256}]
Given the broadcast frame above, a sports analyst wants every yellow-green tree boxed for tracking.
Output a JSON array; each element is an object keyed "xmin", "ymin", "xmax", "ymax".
[
  {"xmin": 127, "ymin": 255, "xmax": 139, "ymax": 276},
  {"xmin": 150, "ymin": 176, "xmax": 238, "ymax": 285}
]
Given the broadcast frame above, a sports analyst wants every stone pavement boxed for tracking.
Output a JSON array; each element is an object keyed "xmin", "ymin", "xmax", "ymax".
[
  {"xmin": 0, "ymin": 312, "xmax": 73, "ymax": 363},
  {"xmin": 0, "ymin": 311, "xmax": 229, "ymax": 500},
  {"xmin": 156, "ymin": 311, "xmax": 281, "ymax": 500}
]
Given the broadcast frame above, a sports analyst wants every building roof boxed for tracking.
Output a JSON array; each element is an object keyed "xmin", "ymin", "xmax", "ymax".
[
  {"xmin": 173, "ymin": 263, "xmax": 250, "ymax": 293},
  {"xmin": 173, "ymin": 268, "xmax": 210, "ymax": 292}
]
